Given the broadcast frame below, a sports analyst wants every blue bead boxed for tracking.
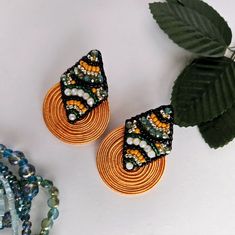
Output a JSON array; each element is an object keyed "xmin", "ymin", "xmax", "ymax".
[
  {"xmin": 28, "ymin": 176, "xmax": 37, "ymax": 184},
  {"xmin": 19, "ymin": 164, "xmax": 35, "ymax": 179},
  {"xmin": 19, "ymin": 158, "xmax": 28, "ymax": 167},
  {"xmin": 3, "ymin": 149, "xmax": 12, "ymax": 158},
  {"xmin": 0, "ymin": 144, "xmax": 6, "ymax": 157},
  {"xmin": 9, "ymin": 151, "xmax": 25, "ymax": 165},
  {"xmin": 23, "ymin": 220, "xmax": 32, "ymax": 230},
  {"xmin": 23, "ymin": 182, "xmax": 39, "ymax": 200},
  {"xmin": 21, "ymin": 214, "xmax": 30, "ymax": 221}
]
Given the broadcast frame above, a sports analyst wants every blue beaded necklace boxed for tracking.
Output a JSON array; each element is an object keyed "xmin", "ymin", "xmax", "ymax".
[{"xmin": 0, "ymin": 144, "xmax": 59, "ymax": 235}]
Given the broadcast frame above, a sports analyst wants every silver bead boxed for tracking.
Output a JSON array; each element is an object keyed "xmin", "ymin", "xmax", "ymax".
[
  {"xmin": 71, "ymin": 88, "xmax": 78, "ymax": 96},
  {"xmin": 139, "ymin": 141, "xmax": 147, "ymax": 148},
  {"xmin": 83, "ymin": 93, "xmax": 90, "ymax": 100},
  {"xmin": 64, "ymin": 89, "xmax": 71, "ymax": 96},
  {"xmin": 77, "ymin": 89, "xmax": 84, "ymax": 97},
  {"xmin": 126, "ymin": 162, "xmax": 134, "ymax": 170},
  {"xmin": 87, "ymin": 98, "xmax": 94, "ymax": 107},
  {"xmin": 144, "ymin": 145, "xmax": 152, "ymax": 153},
  {"xmin": 148, "ymin": 151, "xmax": 156, "ymax": 159},
  {"xmin": 133, "ymin": 138, "xmax": 140, "ymax": 146},
  {"xmin": 69, "ymin": 114, "xmax": 76, "ymax": 121},
  {"xmin": 126, "ymin": 137, "xmax": 133, "ymax": 145}
]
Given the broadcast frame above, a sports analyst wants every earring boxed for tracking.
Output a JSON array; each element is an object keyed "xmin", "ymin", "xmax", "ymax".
[
  {"xmin": 96, "ymin": 105, "xmax": 174, "ymax": 195},
  {"xmin": 43, "ymin": 50, "xmax": 110, "ymax": 144}
]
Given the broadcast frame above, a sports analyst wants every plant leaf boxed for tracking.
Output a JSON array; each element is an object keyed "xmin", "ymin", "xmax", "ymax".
[
  {"xmin": 169, "ymin": 0, "xmax": 232, "ymax": 46},
  {"xmin": 149, "ymin": 2, "xmax": 230, "ymax": 57},
  {"xmin": 199, "ymin": 105, "xmax": 235, "ymax": 148},
  {"xmin": 171, "ymin": 57, "xmax": 235, "ymax": 126}
]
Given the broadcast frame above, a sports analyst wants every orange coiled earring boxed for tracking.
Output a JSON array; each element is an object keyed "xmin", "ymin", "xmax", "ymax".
[
  {"xmin": 97, "ymin": 105, "xmax": 173, "ymax": 195},
  {"xmin": 43, "ymin": 50, "xmax": 110, "ymax": 144}
]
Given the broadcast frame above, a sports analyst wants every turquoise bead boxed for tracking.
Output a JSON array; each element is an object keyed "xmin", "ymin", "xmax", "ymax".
[{"xmin": 48, "ymin": 208, "xmax": 59, "ymax": 220}]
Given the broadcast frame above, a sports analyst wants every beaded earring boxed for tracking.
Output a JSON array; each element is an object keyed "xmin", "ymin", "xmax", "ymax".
[
  {"xmin": 43, "ymin": 50, "xmax": 110, "ymax": 145},
  {"xmin": 96, "ymin": 105, "xmax": 174, "ymax": 195}
]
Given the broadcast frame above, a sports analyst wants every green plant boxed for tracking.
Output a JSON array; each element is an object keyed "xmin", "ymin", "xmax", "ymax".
[{"xmin": 149, "ymin": 0, "xmax": 235, "ymax": 148}]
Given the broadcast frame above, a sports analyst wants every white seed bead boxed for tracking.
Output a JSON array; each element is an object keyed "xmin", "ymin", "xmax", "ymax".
[
  {"xmin": 133, "ymin": 138, "xmax": 140, "ymax": 146},
  {"xmin": 77, "ymin": 89, "xmax": 84, "ymax": 97},
  {"xmin": 87, "ymin": 98, "xmax": 94, "ymax": 107},
  {"xmin": 144, "ymin": 145, "xmax": 152, "ymax": 153},
  {"xmin": 126, "ymin": 137, "xmax": 133, "ymax": 145},
  {"xmin": 148, "ymin": 151, "xmax": 156, "ymax": 159},
  {"xmin": 69, "ymin": 114, "xmax": 76, "ymax": 121},
  {"xmin": 71, "ymin": 88, "xmax": 78, "ymax": 96},
  {"xmin": 139, "ymin": 140, "xmax": 147, "ymax": 148},
  {"xmin": 64, "ymin": 89, "xmax": 71, "ymax": 96},
  {"xmin": 126, "ymin": 162, "xmax": 134, "ymax": 170},
  {"xmin": 83, "ymin": 93, "xmax": 90, "ymax": 100}
]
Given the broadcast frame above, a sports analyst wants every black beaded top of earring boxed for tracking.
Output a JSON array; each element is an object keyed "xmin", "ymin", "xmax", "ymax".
[
  {"xmin": 60, "ymin": 50, "xmax": 108, "ymax": 124},
  {"xmin": 123, "ymin": 105, "xmax": 174, "ymax": 171}
]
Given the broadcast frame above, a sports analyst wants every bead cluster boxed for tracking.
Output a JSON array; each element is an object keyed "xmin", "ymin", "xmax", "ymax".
[
  {"xmin": 0, "ymin": 144, "xmax": 59, "ymax": 235},
  {"xmin": 123, "ymin": 105, "xmax": 174, "ymax": 171},
  {"xmin": 60, "ymin": 50, "xmax": 108, "ymax": 124}
]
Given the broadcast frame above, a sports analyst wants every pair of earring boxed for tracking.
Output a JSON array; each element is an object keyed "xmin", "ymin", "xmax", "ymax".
[{"xmin": 43, "ymin": 50, "xmax": 174, "ymax": 195}]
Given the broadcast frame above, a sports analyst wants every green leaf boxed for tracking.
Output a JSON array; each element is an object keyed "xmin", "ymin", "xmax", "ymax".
[
  {"xmin": 149, "ymin": 2, "xmax": 231, "ymax": 57},
  {"xmin": 169, "ymin": 0, "xmax": 232, "ymax": 45},
  {"xmin": 171, "ymin": 57, "xmax": 235, "ymax": 126},
  {"xmin": 199, "ymin": 105, "xmax": 235, "ymax": 148}
]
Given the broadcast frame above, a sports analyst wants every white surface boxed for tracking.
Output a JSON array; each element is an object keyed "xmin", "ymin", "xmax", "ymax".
[{"xmin": 0, "ymin": 0, "xmax": 235, "ymax": 234}]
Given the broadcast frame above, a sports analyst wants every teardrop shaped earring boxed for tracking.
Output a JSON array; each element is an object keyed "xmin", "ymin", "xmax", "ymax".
[
  {"xmin": 96, "ymin": 105, "xmax": 174, "ymax": 195},
  {"xmin": 43, "ymin": 50, "xmax": 110, "ymax": 144}
]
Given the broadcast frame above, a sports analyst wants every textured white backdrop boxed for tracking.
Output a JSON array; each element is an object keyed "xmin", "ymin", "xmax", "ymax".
[{"xmin": 0, "ymin": 0, "xmax": 235, "ymax": 234}]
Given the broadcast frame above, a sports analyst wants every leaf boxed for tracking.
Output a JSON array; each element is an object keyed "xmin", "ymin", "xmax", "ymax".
[
  {"xmin": 171, "ymin": 57, "xmax": 235, "ymax": 126},
  {"xmin": 169, "ymin": 0, "xmax": 232, "ymax": 45},
  {"xmin": 199, "ymin": 105, "xmax": 235, "ymax": 148},
  {"xmin": 149, "ymin": 2, "xmax": 231, "ymax": 57}
]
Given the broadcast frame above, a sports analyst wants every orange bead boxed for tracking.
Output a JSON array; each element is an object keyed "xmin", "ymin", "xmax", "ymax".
[{"xmin": 83, "ymin": 63, "xmax": 88, "ymax": 70}]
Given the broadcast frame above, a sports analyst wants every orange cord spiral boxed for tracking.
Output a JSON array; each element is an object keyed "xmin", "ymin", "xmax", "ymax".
[
  {"xmin": 43, "ymin": 83, "xmax": 110, "ymax": 144},
  {"xmin": 96, "ymin": 126, "xmax": 165, "ymax": 195}
]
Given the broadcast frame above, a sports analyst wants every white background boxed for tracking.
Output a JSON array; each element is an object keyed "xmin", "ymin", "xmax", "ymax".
[{"xmin": 0, "ymin": 0, "xmax": 235, "ymax": 234}]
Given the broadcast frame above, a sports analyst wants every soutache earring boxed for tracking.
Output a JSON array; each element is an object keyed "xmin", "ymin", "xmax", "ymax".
[
  {"xmin": 43, "ymin": 50, "xmax": 110, "ymax": 144},
  {"xmin": 97, "ymin": 105, "xmax": 174, "ymax": 195}
]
